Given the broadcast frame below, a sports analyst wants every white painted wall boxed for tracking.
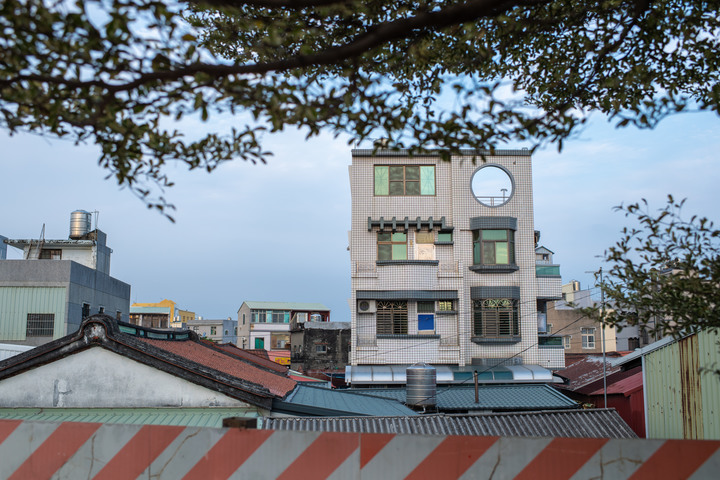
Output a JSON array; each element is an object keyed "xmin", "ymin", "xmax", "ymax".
[{"xmin": 0, "ymin": 347, "xmax": 255, "ymax": 409}]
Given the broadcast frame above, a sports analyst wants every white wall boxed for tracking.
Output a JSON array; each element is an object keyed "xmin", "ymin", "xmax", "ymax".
[{"xmin": 0, "ymin": 348, "xmax": 253, "ymax": 408}]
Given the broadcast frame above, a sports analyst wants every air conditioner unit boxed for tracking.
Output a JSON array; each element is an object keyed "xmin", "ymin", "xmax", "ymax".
[{"xmin": 357, "ymin": 300, "xmax": 377, "ymax": 314}]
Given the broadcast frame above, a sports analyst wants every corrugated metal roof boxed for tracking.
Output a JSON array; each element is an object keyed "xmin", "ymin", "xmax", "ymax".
[
  {"xmin": 555, "ymin": 355, "xmax": 623, "ymax": 392},
  {"xmin": 589, "ymin": 371, "xmax": 643, "ymax": 396},
  {"xmin": 261, "ymin": 409, "xmax": 637, "ymax": 438},
  {"xmin": 279, "ymin": 384, "xmax": 417, "ymax": 416},
  {"xmin": 242, "ymin": 302, "xmax": 330, "ymax": 311},
  {"xmin": 0, "ymin": 408, "xmax": 259, "ymax": 428},
  {"xmin": 349, "ymin": 384, "xmax": 578, "ymax": 411}
]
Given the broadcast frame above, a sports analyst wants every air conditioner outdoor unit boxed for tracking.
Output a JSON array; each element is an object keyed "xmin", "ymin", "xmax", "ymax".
[{"xmin": 357, "ymin": 300, "xmax": 377, "ymax": 314}]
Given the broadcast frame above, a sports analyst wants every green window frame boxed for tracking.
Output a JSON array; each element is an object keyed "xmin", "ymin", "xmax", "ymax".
[
  {"xmin": 473, "ymin": 229, "xmax": 515, "ymax": 265},
  {"xmin": 472, "ymin": 299, "xmax": 519, "ymax": 337},
  {"xmin": 374, "ymin": 165, "xmax": 435, "ymax": 196},
  {"xmin": 437, "ymin": 232, "xmax": 453, "ymax": 243},
  {"xmin": 378, "ymin": 232, "xmax": 407, "ymax": 260}
]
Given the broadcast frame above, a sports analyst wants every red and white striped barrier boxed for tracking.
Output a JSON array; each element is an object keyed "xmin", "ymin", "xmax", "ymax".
[{"xmin": 0, "ymin": 419, "xmax": 718, "ymax": 479}]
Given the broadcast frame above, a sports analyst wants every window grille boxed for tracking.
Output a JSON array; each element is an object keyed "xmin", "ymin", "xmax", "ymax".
[
  {"xmin": 376, "ymin": 301, "xmax": 408, "ymax": 335},
  {"xmin": 472, "ymin": 299, "xmax": 518, "ymax": 337},
  {"xmin": 26, "ymin": 313, "xmax": 54, "ymax": 337}
]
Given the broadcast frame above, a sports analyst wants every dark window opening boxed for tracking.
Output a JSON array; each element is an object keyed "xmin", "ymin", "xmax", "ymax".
[{"xmin": 39, "ymin": 249, "xmax": 62, "ymax": 260}]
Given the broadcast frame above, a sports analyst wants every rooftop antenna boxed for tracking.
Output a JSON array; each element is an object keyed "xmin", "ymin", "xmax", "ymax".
[{"xmin": 27, "ymin": 224, "xmax": 45, "ymax": 259}]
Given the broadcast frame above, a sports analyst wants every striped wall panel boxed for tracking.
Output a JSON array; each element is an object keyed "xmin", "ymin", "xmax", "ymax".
[{"xmin": 0, "ymin": 420, "xmax": 718, "ymax": 479}]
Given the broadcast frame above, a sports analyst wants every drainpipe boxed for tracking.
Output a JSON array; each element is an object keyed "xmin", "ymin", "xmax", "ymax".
[{"xmin": 474, "ymin": 371, "xmax": 479, "ymax": 403}]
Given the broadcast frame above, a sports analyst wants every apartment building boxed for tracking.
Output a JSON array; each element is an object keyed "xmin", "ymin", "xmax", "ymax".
[
  {"xmin": 237, "ymin": 301, "xmax": 330, "ymax": 351},
  {"xmin": 348, "ymin": 149, "xmax": 562, "ymax": 370}
]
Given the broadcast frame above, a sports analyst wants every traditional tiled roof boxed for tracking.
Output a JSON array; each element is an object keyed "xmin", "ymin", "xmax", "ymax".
[
  {"xmin": 245, "ymin": 349, "xmax": 271, "ymax": 360},
  {"xmin": 138, "ymin": 338, "xmax": 296, "ymax": 398},
  {"xmin": 0, "ymin": 315, "xmax": 296, "ymax": 409},
  {"xmin": 349, "ymin": 384, "xmax": 578, "ymax": 412},
  {"xmin": 214, "ymin": 343, "xmax": 288, "ymax": 374},
  {"xmin": 276, "ymin": 384, "xmax": 417, "ymax": 417},
  {"xmin": 261, "ymin": 408, "xmax": 638, "ymax": 438}
]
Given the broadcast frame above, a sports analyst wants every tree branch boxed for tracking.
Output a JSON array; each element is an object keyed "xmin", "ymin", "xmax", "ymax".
[{"xmin": 1, "ymin": 0, "xmax": 546, "ymax": 93}]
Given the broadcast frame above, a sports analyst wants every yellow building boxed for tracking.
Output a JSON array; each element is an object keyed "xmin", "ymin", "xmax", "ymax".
[{"xmin": 129, "ymin": 299, "xmax": 195, "ymax": 329}]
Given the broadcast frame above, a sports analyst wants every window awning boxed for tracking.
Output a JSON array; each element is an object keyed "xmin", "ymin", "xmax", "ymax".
[
  {"xmin": 345, "ymin": 364, "xmax": 561, "ymax": 385},
  {"xmin": 356, "ymin": 290, "xmax": 458, "ymax": 301},
  {"xmin": 368, "ymin": 216, "xmax": 453, "ymax": 232}
]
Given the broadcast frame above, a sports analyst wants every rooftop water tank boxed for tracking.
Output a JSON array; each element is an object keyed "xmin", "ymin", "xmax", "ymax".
[
  {"xmin": 69, "ymin": 210, "xmax": 92, "ymax": 239},
  {"xmin": 406, "ymin": 362, "xmax": 437, "ymax": 409}
]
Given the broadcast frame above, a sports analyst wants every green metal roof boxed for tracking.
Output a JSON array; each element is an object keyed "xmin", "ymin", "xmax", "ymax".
[
  {"xmin": 279, "ymin": 384, "xmax": 417, "ymax": 416},
  {"xmin": 0, "ymin": 407, "xmax": 260, "ymax": 428},
  {"xmin": 242, "ymin": 302, "xmax": 330, "ymax": 311},
  {"xmin": 350, "ymin": 384, "xmax": 578, "ymax": 412}
]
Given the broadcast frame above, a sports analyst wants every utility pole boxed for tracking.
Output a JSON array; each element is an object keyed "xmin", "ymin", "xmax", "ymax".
[
  {"xmin": 600, "ymin": 267, "xmax": 607, "ymax": 408},
  {"xmin": 587, "ymin": 266, "xmax": 609, "ymax": 409}
]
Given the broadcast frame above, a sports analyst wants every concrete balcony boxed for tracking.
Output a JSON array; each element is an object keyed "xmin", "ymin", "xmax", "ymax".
[{"xmin": 536, "ymin": 264, "xmax": 562, "ymax": 300}]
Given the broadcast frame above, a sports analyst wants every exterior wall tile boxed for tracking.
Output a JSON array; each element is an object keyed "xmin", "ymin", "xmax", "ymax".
[{"xmin": 350, "ymin": 151, "xmax": 553, "ymax": 367}]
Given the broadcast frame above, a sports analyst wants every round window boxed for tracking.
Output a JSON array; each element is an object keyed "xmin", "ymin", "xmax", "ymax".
[{"xmin": 471, "ymin": 165, "xmax": 514, "ymax": 207}]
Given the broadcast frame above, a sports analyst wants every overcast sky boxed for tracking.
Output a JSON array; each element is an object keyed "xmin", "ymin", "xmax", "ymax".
[{"xmin": 2, "ymin": 111, "xmax": 719, "ymax": 321}]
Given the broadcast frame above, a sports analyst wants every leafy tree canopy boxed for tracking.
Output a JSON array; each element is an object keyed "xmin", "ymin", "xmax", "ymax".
[
  {"xmin": 599, "ymin": 196, "xmax": 720, "ymax": 338},
  {"xmin": 2, "ymin": 0, "xmax": 719, "ymax": 211}
]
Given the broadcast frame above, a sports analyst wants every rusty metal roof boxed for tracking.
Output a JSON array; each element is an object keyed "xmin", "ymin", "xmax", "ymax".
[{"xmin": 260, "ymin": 408, "xmax": 637, "ymax": 438}]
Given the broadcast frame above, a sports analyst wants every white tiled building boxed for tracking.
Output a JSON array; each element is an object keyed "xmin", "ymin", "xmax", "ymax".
[{"xmin": 349, "ymin": 149, "xmax": 563, "ymax": 369}]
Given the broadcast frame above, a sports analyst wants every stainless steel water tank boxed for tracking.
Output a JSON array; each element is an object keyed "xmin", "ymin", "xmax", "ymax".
[
  {"xmin": 406, "ymin": 363, "xmax": 437, "ymax": 408},
  {"xmin": 69, "ymin": 210, "xmax": 92, "ymax": 239}
]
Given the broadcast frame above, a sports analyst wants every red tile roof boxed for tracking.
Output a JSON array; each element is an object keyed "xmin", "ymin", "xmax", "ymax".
[
  {"xmin": 138, "ymin": 338, "xmax": 296, "ymax": 398},
  {"xmin": 214, "ymin": 343, "xmax": 288, "ymax": 374},
  {"xmin": 245, "ymin": 349, "xmax": 271, "ymax": 360}
]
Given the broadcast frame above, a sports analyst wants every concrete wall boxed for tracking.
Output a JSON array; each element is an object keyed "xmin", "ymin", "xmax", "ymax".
[
  {"xmin": 0, "ymin": 260, "xmax": 130, "ymax": 343},
  {"xmin": 546, "ymin": 303, "xmax": 617, "ymax": 354},
  {"xmin": 292, "ymin": 324, "xmax": 350, "ymax": 373},
  {"xmin": 237, "ymin": 303, "xmax": 251, "ymax": 348},
  {"xmin": 1, "ymin": 421, "xmax": 718, "ymax": 479},
  {"xmin": 0, "ymin": 348, "xmax": 251, "ymax": 408}
]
